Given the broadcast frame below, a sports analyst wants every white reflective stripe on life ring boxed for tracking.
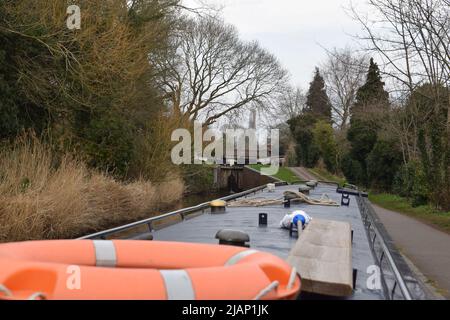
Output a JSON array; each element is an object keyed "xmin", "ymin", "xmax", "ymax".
[
  {"xmin": 160, "ymin": 270, "xmax": 195, "ymax": 300},
  {"xmin": 93, "ymin": 240, "xmax": 117, "ymax": 267},
  {"xmin": 225, "ymin": 249, "xmax": 259, "ymax": 266}
]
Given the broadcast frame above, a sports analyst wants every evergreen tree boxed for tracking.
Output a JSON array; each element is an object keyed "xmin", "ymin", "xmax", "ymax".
[
  {"xmin": 305, "ymin": 68, "xmax": 332, "ymax": 122},
  {"xmin": 312, "ymin": 120, "xmax": 338, "ymax": 173},
  {"xmin": 288, "ymin": 113, "xmax": 320, "ymax": 167},
  {"xmin": 345, "ymin": 58, "xmax": 390, "ymax": 186},
  {"xmin": 367, "ymin": 138, "xmax": 402, "ymax": 191},
  {"xmin": 288, "ymin": 69, "xmax": 333, "ymax": 168},
  {"xmin": 351, "ymin": 58, "xmax": 389, "ymax": 116}
]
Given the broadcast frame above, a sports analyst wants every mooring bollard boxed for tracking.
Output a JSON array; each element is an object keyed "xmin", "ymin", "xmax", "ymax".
[
  {"xmin": 341, "ymin": 193, "xmax": 350, "ymax": 206},
  {"xmin": 284, "ymin": 199, "xmax": 291, "ymax": 208}
]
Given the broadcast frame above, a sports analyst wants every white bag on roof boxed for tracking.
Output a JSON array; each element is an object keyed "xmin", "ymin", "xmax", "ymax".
[{"xmin": 280, "ymin": 210, "xmax": 312, "ymax": 229}]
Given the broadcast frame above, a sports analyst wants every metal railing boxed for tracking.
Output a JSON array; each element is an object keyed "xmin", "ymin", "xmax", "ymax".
[
  {"xmin": 357, "ymin": 194, "xmax": 413, "ymax": 300},
  {"xmin": 78, "ymin": 182, "xmax": 288, "ymax": 240}
]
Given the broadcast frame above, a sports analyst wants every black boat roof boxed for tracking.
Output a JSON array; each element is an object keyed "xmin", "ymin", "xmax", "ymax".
[{"xmin": 81, "ymin": 182, "xmax": 434, "ymax": 300}]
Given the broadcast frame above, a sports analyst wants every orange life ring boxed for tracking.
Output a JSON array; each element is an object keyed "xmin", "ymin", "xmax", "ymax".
[{"xmin": 0, "ymin": 240, "xmax": 301, "ymax": 300}]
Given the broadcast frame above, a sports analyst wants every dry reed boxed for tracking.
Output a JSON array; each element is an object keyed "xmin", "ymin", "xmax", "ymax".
[{"xmin": 0, "ymin": 137, "xmax": 184, "ymax": 242}]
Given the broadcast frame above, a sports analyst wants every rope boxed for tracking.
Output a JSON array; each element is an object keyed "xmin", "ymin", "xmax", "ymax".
[
  {"xmin": 228, "ymin": 191, "xmax": 339, "ymax": 207},
  {"xmin": 284, "ymin": 191, "xmax": 339, "ymax": 207},
  {"xmin": 0, "ymin": 284, "xmax": 12, "ymax": 297},
  {"xmin": 287, "ymin": 267, "xmax": 298, "ymax": 290},
  {"xmin": 228, "ymin": 198, "xmax": 284, "ymax": 207},
  {"xmin": 253, "ymin": 281, "xmax": 279, "ymax": 300},
  {"xmin": 27, "ymin": 292, "xmax": 47, "ymax": 300},
  {"xmin": 1, "ymin": 284, "xmax": 47, "ymax": 300}
]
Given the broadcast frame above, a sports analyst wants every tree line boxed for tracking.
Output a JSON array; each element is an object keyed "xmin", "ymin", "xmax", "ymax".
[
  {"xmin": 286, "ymin": 0, "xmax": 449, "ymax": 211},
  {"xmin": 0, "ymin": 1, "xmax": 288, "ymax": 188},
  {"xmin": 0, "ymin": 0, "xmax": 448, "ymax": 211}
]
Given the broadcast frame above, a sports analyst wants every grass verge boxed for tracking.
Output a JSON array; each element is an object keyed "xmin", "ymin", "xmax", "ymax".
[
  {"xmin": 369, "ymin": 193, "xmax": 450, "ymax": 234},
  {"xmin": 248, "ymin": 165, "xmax": 299, "ymax": 184}
]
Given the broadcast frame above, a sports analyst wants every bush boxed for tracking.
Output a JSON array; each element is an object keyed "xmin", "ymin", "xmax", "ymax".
[
  {"xmin": 393, "ymin": 164, "xmax": 413, "ymax": 198},
  {"xmin": 74, "ymin": 110, "xmax": 135, "ymax": 178},
  {"xmin": 182, "ymin": 165, "xmax": 215, "ymax": 195},
  {"xmin": 367, "ymin": 138, "xmax": 402, "ymax": 191},
  {"xmin": 341, "ymin": 153, "xmax": 364, "ymax": 186},
  {"xmin": 129, "ymin": 114, "xmax": 182, "ymax": 183},
  {"xmin": 0, "ymin": 42, "xmax": 48, "ymax": 138},
  {"xmin": 0, "ymin": 51, "xmax": 19, "ymax": 137},
  {"xmin": 347, "ymin": 118, "xmax": 378, "ymax": 163},
  {"xmin": 393, "ymin": 161, "xmax": 429, "ymax": 207},
  {"xmin": 313, "ymin": 120, "xmax": 338, "ymax": 173}
]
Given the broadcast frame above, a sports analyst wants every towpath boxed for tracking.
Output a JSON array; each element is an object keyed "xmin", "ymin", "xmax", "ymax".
[
  {"xmin": 373, "ymin": 205, "xmax": 450, "ymax": 298},
  {"xmin": 289, "ymin": 167, "xmax": 319, "ymax": 181}
]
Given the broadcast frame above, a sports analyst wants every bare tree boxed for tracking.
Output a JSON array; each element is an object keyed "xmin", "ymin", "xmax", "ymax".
[
  {"xmin": 350, "ymin": 0, "xmax": 449, "ymax": 159},
  {"xmin": 351, "ymin": 0, "xmax": 450, "ymax": 208},
  {"xmin": 321, "ymin": 48, "xmax": 367, "ymax": 130},
  {"xmin": 350, "ymin": 0, "xmax": 449, "ymax": 110},
  {"xmin": 152, "ymin": 16, "xmax": 289, "ymax": 126},
  {"xmin": 275, "ymin": 86, "xmax": 306, "ymax": 122}
]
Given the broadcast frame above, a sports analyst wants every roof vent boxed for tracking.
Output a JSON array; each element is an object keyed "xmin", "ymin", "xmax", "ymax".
[
  {"xmin": 210, "ymin": 200, "xmax": 227, "ymax": 214},
  {"xmin": 215, "ymin": 229, "xmax": 250, "ymax": 247},
  {"xmin": 298, "ymin": 185, "xmax": 312, "ymax": 195},
  {"xmin": 306, "ymin": 181, "xmax": 318, "ymax": 189}
]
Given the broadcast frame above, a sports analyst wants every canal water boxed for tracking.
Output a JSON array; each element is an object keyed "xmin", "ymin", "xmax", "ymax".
[{"xmin": 176, "ymin": 190, "xmax": 232, "ymax": 208}]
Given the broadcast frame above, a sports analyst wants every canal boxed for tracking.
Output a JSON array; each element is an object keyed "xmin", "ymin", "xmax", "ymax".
[{"xmin": 177, "ymin": 191, "xmax": 232, "ymax": 208}]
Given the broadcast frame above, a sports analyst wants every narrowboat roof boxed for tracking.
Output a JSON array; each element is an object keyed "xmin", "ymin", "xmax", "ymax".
[{"xmin": 82, "ymin": 182, "xmax": 434, "ymax": 300}]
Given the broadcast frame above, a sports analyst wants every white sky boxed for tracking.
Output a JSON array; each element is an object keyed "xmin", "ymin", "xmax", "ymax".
[{"xmin": 187, "ymin": 0, "xmax": 369, "ymax": 89}]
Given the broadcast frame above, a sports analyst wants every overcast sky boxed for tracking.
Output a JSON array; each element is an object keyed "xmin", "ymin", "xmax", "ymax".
[{"xmin": 188, "ymin": 0, "xmax": 369, "ymax": 89}]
